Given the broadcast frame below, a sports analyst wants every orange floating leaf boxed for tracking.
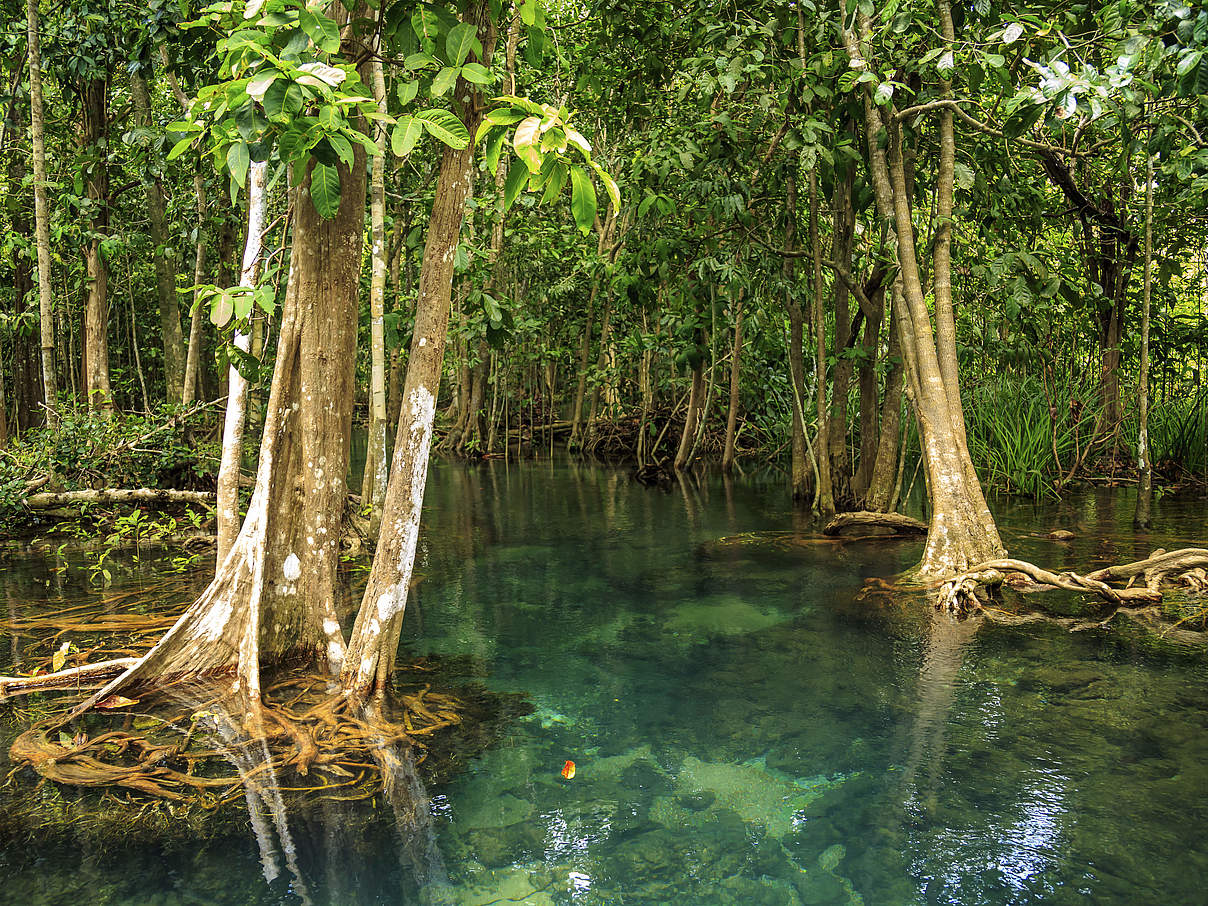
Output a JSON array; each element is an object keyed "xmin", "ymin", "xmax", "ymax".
[{"xmin": 561, "ymin": 760, "xmax": 576, "ymax": 779}]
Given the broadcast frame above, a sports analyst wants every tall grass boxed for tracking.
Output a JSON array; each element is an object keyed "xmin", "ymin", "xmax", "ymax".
[
  {"xmin": 1150, "ymin": 388, "xmax": 1208, "ymax": 478},
  {"xmin": 963, "ymin": 374, "xmax": 1102, "ymax": 498}
]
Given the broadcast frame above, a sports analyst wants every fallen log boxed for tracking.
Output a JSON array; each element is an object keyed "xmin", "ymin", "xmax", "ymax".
[
  {"xmin": 23, "ymin": 488, "xmax": 214, "ymax": 510},
  {"xmin": 0, "ymin": 658, "xmax": 140, "ymax": 698},
  {"xmin": 822, "ymin": 511, "xmax": 927, "ymax": 537}
]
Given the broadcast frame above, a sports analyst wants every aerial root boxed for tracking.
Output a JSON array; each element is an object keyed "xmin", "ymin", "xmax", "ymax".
[
  {"xmin": 936, "ymin": 547, "xmax": 1208, "ymax": 616},
  {"xmin": 7, "ymin": 671, "xmax": 467, "ymax": 807}
]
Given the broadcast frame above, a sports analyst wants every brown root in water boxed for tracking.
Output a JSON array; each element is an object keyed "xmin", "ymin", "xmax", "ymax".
[
  {"xmin": 8, "ymin": 667, "xmax": 472, "ymax": 808},
  {"xmin": 936, "ymin": 547, "xmax": 1208, "ymax": 616}
]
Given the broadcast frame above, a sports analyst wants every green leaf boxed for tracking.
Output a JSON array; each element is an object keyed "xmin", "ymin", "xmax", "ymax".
[
  {"xmin": 328, "ymin": 132, "xmax": 354, "ymax": 167},
  {"xmin": 520, "ymin": 0, "xmax": 537, "ymax": 26},
  {"xmin": 485, "ymin": 127, "xmax": 507, "ymax": 172},
  {"xmin": 247, "ymin": 71, "xmax": 279, "ymax": 100},
  {"xmin": 167, "ymin": 136, "xmax": 196, "ymax": 161},
  {"xmin": 263, "ymin": 79, "xmax": 304, "ymax": 120},
  {"xmin": 540, "ymin": 161, "xmax": 568, "ymax": 203},
  {"xmin": 299, "ymin": 7, "xmax": 341, "ymax": 54},
  {"xmin": 446, "ymin": 22, "xmax": 477, "ymax": 66},
  {"xmin": 593, "ymin": 164, "xmax": 620, "ymax": 211},
  {"xmin": 309, "ymin": 162, "xmax": 341, "ymax": 219},
  {"xmin": 460, "ymin": 62, "xmax": 493, "ymax": 84},
  {"xmin": 417, "ymin": 108, "xmax": 469, "ymax": 148},
  {"xmin": 431, "ymin": 66, "xmax": 460, "ymax": 98},
  {"xmin": 503, "ymin": 159, "xmax": 528, "ymax": 210},
  {"xmin": 227, "ymin": 140, "xmax": 250, "ymax": 189},
  {"xmin": 412, "ymin": 8, "xmax": 442, "ymax": 52},
  {"xmin": 569, "ymin": 165, "xmax": 596, "ymax": 235},
  {"xmin": 637, "ymin": 192, "xmax": 657, "ymax": 219},
  {"xmin": 391, "ymin": 115, "xmax": 424, "ymax": 156},
  {"xmin": 397, "ymin": 79, "xmax": 419, "ymax": 107},
  {"xmin": 953, "ymin": 161, "xmax": 974, "ymax": 191}
]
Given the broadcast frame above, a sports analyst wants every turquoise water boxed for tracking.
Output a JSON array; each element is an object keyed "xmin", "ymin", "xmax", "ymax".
[{"xmin": 2, "ymin": 461, "xmax": 1208, "ymax": 904}]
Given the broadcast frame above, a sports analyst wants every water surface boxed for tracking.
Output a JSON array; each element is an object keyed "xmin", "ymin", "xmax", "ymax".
[{"xmin": 2, "ymin": 462, "xmax": 1207, "ymax": 905}]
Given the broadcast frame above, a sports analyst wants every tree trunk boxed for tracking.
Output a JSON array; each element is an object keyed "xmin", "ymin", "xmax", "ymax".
[
  {"xmin": 164, "ymin": 62, "xmax": 209, "ymax": 409},
  {"xmin": 130, "ymin": 67, "xmax": 186, "ymax": 404},
  {"xmin": 216, "ymin": 162, "xmax": 270, "ymax": 563},
  {"xmin": 77, "ymin": 134, "xmax": 369, "ymax": 713},
  {"xmin": 1134, "ymin": 145, "xmax": 1154, "ymax": 529},
  {"xmin": 851, "ymin": 280, "xmax": 884, "ymax": 498},
  {"xmin": 846, "ymin": 9, "xmax": 1002, "ymax": 577},
  {"xmin": 784, "ymin": 175, "xmax": 812, "ymax": 502},
  {"xmin": 342, "ymin": 3, "xmax": 495, "ymax": 700},
  {"xmin": 361, "ymin": 57, "xmax": 389, "ymax": 537},
  {"xmin": 828, "ymin": 163, "xmax": 855, "ymax": 505},
  {"xmin": 864, "ymin": 295, "xmax": 904, "ymax": 512},
  {"xmin": 673, "ymin": 346, "xmax": 705, "ymax": 472},
  {"xmin": 721, "ymin": 288, "xmax": 744, "ymax": 472},
  {"xmin": 28, "ymin": 0, "xmax": 58, "ymax": 429},
  {"xmin": 81, "ymin": 78, "xmax": 114, "ymax": 416},
  {"xmin": 809, "ymin": 169, "xmax": 835, "ymax": 516}
]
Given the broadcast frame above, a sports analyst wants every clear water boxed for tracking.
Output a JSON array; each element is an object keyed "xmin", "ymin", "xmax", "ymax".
[{"xmin": 2, "ymin": 461, "xmax": 1208, "ymax": 905}]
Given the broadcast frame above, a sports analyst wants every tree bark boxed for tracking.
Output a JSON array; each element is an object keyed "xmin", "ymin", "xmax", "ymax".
[
  {"xmin": 809, "ymin": 169, "xmax": 835, "ymax": 516},
  {"xmin": 1134, "ymin": 144, "xmax": 1153, "ymax": 529},
  {"xmin": 28, "ymin": 0, "xmax": 58, "ymax": 429},
  {"xmin": 81, "ymin": 78, "xmax": 114, "ymax": 416},
  {"xmin": 361, "ymin": 57, "xmax": 389, "ymax": 536},
  {"xmin": 216, "ymin": 161, "xmax": 270, "ymax": 563},
  {"xmin": 828, "ymin": 163, "xmax": 855, "ymax": 505},
  {"xmin": 784, "ymin": 175, "xmax": 811, "ymax": 502},
  {"xmin": 342, "ymin": 3, "xmax": 496, "ymax": 700},
  {"xmin": 864, "ymin": 295, "xmax": 904, "ymax": 512},
  {"xmin": 851, "ymin": 279, "xmax": 884, "ymax": 497},
  {"xmin": 721, "ymin": 288, "xmax": 744, "ymax": 472},
  {"xmin": 130, "ymin": 67, "xmax": 187, "ymax": 404}
]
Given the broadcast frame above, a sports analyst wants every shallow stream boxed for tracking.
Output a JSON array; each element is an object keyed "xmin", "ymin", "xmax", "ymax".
[{"xmin": 2, "ymin": 461, "xmax": 1207, "ymax": 905}]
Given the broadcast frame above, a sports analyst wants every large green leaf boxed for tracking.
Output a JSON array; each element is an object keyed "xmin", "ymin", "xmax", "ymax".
[
  {"xmin": 459, "ymin": 62, "xmax": 493, "ymax": 85},
  {"xmin": 513, "ymin": 115, "xmax": 543, "ymax": 172},
  {"xmin": 569, "ymin": 165, "xmax": 596, "ymax": 235},
  {"xmin": 417, "ymin": 109, "xmax": 469, "ymax": 148},
  {"xmin": 503, "ymin": 159, "xmax": 528, "ymax": 210},
  {"xmin": 263, "ymin": 79, "xmax": 303, "ymax": 120},
  {"xmin": 392, "ymin": 115, "xmax": 424, "ymax": 156},
  {"xmin": 485, "ymin": 127, "xmax": 507, "ymax": 172},
  {"xmin": 446, "ymin": 22, "xmax": 477, "ymax": 66},
  {"xmin": 299, "ymin": 7, "xmax": 340, "ymax": 53},
  {"xmin": 412, "ymin": 8, "xmax": 442, "ymax": 52},
  {"xmin": 227, "ymin": 140, "xmax": 250, "ymax": 189},
  {"xmin": 309, "ymin": 162, "xmax": 341, "ymax": 219},
  {"xmin": 431, "ymin": 66, "xmax": 460, "ymax": 98},
  {"xmin": 593, "ymin": 163, "xmax": 620, "ymax": 211}
]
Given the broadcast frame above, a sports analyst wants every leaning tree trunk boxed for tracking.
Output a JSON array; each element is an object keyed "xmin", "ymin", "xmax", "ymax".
[
  {"xmin": 130, "ymin": 67, "xmax": 187, "ymax": 404},
  {"xmin": 76, "ymin": 143, "xmax": 368, "ymax": 714},
  {"xmin": 81, "ymin": 78, "xmax": 113, "ymax": 416},
  {"xmin": 784, "ymin": 174, "xmax": 812, "ymax": 502},
  {"xmin": 1134, "ymin": 145, "xmax": 1154, "ymax": 529},
  {"xmin": 341, "ymin": 3, "xmax": 496, "ymax": 700},
  {"xmin": 216, "ymin": 161, "xmax": 270, "ymax": 564},
  {"xmin": 673, "ymin": 334, "xmax": 706, "ymax": 473},
  {"xmin": 28, "ymin": 0, "xmax": 58, "ymax": 429}
]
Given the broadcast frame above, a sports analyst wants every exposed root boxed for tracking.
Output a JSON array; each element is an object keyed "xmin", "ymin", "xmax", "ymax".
[{"xmin": 936, "ymin": 547, "xmax": 1208, "ymax": 616}]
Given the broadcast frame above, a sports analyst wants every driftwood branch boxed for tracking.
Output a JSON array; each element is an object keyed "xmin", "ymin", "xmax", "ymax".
[
  {"xmin": 0, "ymin": 658, "xmax": 140, "ymax": 698},
  {"xmin": 823, "ymin": 511, "xmax": 927, "ymax": 537},
  {"xmin": 23, "ymin": 488, "xmax": 214, "ymax": 510}
]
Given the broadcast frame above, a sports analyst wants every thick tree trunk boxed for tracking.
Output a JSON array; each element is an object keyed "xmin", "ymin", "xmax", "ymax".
[
  {"xmin": 81, "ymin": 79, "xmax": 113, "ymax": 416},
  {"xmin": 342, "ymin": 4, "xmax": 495, "ymax": 699},
  {"xmin": 361, "ymin": 58, "xmax": 389, "ymax": 536},
  {"xmin": 721, "ymin": 289, "xmax": 744, "ymax": 472},
  {"xmin": 130, "ymin": 67, "xmax": 186, "ymax": 404},
  {"xmin": 28, "ymin": 0, "xmax": 58, "ymax": 429},
  {"xmin": 1134, "ymin": 146, "xmax": 1154, "ymax": 529},
  {"xmin": 216, "ymin": 162, "xmax": 270, "ymax": 563}
]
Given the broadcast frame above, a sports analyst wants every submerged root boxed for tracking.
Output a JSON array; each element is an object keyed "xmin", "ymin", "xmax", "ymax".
[
  {"xmin": 936, "ymin": 547, "xmax": 1208, "ymax": 616},
  {"xmin": 7, "ymin": 665, "xmax": 475, "ymax": 809}
]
